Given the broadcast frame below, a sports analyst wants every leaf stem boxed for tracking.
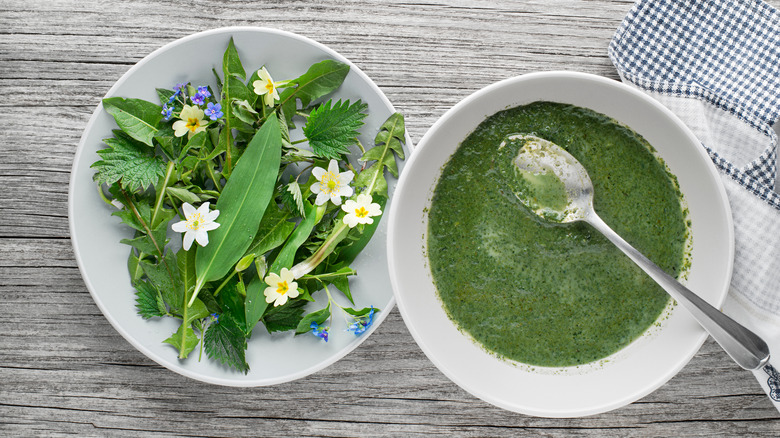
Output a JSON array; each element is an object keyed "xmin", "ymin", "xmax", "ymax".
[
  {"xmin": 206, "ymin": 163, "xmax": 222, "ymax": 192},
  {"xmin": 290, "ymin": 138, "xmax": 307, "ymax": 145},
  {"xmin": 290, "ymin": 222, "xmax": 349, "ymax": 278},
  {"xmin": 213, "ymin": 270, "xmax": 238, "ymax": 297},
  {"xmin": 151, "ymin": 161, "xmax": 175, "ymax": 229}
]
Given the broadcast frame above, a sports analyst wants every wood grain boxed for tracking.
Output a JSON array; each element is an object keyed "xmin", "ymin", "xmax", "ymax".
[{"xmin": 1, "ymin": 0, "xmax": 779, "ymax": 436}]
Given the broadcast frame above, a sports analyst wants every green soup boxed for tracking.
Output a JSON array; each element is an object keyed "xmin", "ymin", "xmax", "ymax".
[{"xmin": 427, "ymin": 101, "xmax": 689, "ymax": 367}]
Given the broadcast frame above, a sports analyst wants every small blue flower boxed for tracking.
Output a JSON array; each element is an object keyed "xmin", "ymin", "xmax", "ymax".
[
  {"xmin": 169, "ymin": 83, "xmax": 187, "ymax": 103},
  {"xmin": 197, "ymin": 86, "xmax": 211, "ymax": 98},
  {"xmin": 311, "ymin": 321, "xmax": 329, "ymax": 342},
  {"xmin": 210, "ymin": 313, "xmax": 219, "ymax": 323},
  {"xmin": 347, "ymin": 306, "xmax": 375, "ymax": 335},
  {"xmin": 161, "ymin": 103, "xmax": 174, "ymax": 121},
  {"xmin": 204, "ymin": 102, "xmax": 224, "ymax": 120}
]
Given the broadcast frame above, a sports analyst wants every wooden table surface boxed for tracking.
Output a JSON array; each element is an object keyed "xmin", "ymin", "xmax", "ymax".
[{"xmin": 3, "ymin": 0, "xmax": 780, "ymax": 436}]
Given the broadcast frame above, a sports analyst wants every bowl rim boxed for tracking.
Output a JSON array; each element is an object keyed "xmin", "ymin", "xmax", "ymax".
[
  {"xmin": 387, "ymin": 70, "xmax": 735, "ymax": 416},
  {"xmin": 68, "ymin": 26, "xmax": 406, "ymax": 386}
]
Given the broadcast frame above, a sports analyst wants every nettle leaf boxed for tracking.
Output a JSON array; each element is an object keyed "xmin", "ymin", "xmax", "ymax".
[
  {"xmin": 134, "ymin": 280, "xmax": 167, "ymax": 319},
  {"xmin": 92, "ymin": 131, "xmax": 167, "ymax": 193},
  {"xmin": 102, "ymin": 97, "xmax": 163, "ymax": 147},
  {"xmin": 303, "ymin": 99, "xmax": 368, "ymax": 159},
  {"xmin": 141, "ymin": 252, "xmax": 182, "ymax": 314},
  {"xmin": 204, "ymin": 315, "xmax": 249, "ymax": 373},
  {"xmin": 215, "ymin": 279, "xmax": 247, "ymax": 335},
  {"xmin": 278, "ymin": 60, "xmax": 350, "ymax": 128},
  {"xmin": 262, "ymin": 299, "xmax": 307, "ymax": 333},
  {"xmin": 163, "ymin": 324, "xmax": 200, "ymax": 359},
  {"xmin": 355, "ymin": 112, "xmax": 406, "ymax": 197},
  {"xmin": 120, "ymin": 221, "xmax": 167, "ymax": 257},
  {"xmin": 295, "ymin": 304, "xmax": 331, "ymax": 335},
  {"xmin": 194, "ymin": 114, "xmax": 282, "ymax": 298}
]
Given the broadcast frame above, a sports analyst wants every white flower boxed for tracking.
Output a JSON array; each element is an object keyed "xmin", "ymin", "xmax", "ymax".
[
  {"xmin": 253, "ymin": 67, "xmax": 284, "ymax": 107},
  {"xmin": 172, "ymin": 104, "xmax": 208, "ymax": 138},
  {"xmin": 342, "ymin": 194, "xmax": 382, "ymax": 228},
  {"xmin": 263, "ymin": 267, "xmax": 299, "ymax": 307},
  {"xmin": 171, "ymin": 202, "xmax": 220, "ymax": 251},
  {"xmin": 311, "ymin": 159, "xmax": 354, "ymax": 206}
]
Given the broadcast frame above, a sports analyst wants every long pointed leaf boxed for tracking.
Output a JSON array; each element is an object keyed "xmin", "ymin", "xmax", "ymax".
[{"xmin": 193, "ymin": 114, "xmax": 282, "ymax": 302}]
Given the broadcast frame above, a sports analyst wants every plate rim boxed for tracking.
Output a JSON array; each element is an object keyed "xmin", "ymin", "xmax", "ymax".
[
  {"xmin": 68, "ymin": 26, "xmax": 409, "ymax": 386},
  {"xmin": 387, "ymin": 70, "xmax": 735, "ymax": 416}
]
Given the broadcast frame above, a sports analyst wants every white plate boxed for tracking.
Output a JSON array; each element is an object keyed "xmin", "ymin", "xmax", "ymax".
[
  {"xmin": 69, "ymin": 27, "xmax": 410, "ymax": 386},
  {"xmin": 387, "ymin": 72, "xmax": 734, "ymax": 417}
]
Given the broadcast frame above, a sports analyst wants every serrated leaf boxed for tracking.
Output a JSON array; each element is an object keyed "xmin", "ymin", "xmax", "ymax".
[
  {"xmin": 204, "ymin": 315, "xmax": 249, "ymax": 373},
  {"xmin": 134, "ymin": 280, "xmax": 166, "ymax": 319},
  {"xmin": 303, "ymin": 99, "xmax": 368, "ymax": 159},
  {"xmin": 285, "ymin": 181, "xmax": 306, "ymax": 217},
  {"xmin": 163, "ymin": 324, "xmax": 200, "ymax": 359},
  {"xmin": 278, "ymin": 60, "xmax": 350, "ymax": 127},
  {"xmin": 91, "ymin": 131, "xmax": 167, "ymax": 193},
  {"xmin": 215, "ymin": 279, "xmax": 247, "ymax": 334},
  {"xmin": 102, "ymin": 97, "xmax": 163, "ymax": 147},
  {"xmin": 295, "ymin": 304, "xmax": 331, "ymax": 335},
  {"xmin": 141, "ymin": 252, "xmax": 181, "ymax": 314},
  {"xmin": 354, "ymin": 112, "xmax": 406, "ymax": 197},
  {"xmin": 262, "ymin": 299, "xmax": 307, "ymax": 333}
]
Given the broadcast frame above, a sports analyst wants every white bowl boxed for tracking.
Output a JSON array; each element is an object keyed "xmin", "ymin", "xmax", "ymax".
[
  {"xmin": 69, "ymin": 27, "xmax": 410, "ymax": 386},
  {"xmin": 387, "ymin": 71, "xmax": 734, "ymax": 417}
]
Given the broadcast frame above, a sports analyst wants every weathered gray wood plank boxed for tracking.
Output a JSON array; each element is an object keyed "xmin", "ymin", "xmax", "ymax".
[{"xmin": 2, "ymin": 0, "xmax": 779, "ymax": 436}]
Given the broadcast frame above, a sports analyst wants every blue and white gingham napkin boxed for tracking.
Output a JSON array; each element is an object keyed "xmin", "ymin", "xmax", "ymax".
[{"xmin": 609, "ymin": 0, "xmax": 780, "ymax": 411}]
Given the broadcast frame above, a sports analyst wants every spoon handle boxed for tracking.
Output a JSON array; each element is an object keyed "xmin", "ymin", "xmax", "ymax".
[{"xmin": 586, "ymin": 213, "xmax": 770, "ymax": 370}]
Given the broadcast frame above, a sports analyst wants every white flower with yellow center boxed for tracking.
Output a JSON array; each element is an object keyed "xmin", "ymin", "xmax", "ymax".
[
  {"xmin": 171, "ymin": 202, "xmax": 220, "ymax": 251},
  {"xmin": 311, "ymin": 159, "xmax": 354, "ymax": 206},
  {"xmin": 342, "ymin": 194, "xmax": 382, "ymax": 228},
  {"xmin": 172, "ymin": 104, "xmax": 208, "ymax": 138},
  {"xmin": 253, "ymin": 67, "xmax": 285, "ymax": 107},
  {"xmin": 263, "ymin": 267, "xmax": 299, "ymax": 307}
]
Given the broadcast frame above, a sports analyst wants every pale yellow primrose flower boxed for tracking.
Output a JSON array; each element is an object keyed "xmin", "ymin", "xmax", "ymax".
[
  {"xmin": 253, "ymin": 66, "xmax": 283, "ymax": 107},
  {"xmin": 172, "ymin": 104, "xmax": 208, "ymax": 138},
  {"xmin": 311, "ymin": 159, "xmax": 354, "ymax": 206},
  {"xmin": 171, "ymin": 202, "xmax": 220, "ymax": 251},
  {"xmin": 264, "ymin": 267, "xmax": 299, "ymax": 307},
  {"xmin": 342, "ymin": 194, "xmax": 382, "ymax": 228}
]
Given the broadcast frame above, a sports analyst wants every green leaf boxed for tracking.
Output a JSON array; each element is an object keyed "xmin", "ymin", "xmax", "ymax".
[
  {"xmin": 178, "ymin": 130, "xmax": 210, "ymax": 162},
  {"xmin": 215, "ymin": 279, "xmax": 247, "ymax": 334},
  {"xmin": 342, "ymin": 306, "xmax": 377, "ymax": 317},
  {"xmin": 164, "ymin": 323, "xmax": 200, "ymax": 359},
  {"xmin": 120, "ymin": 222, "xmax": 167, "ymax": 257},
  {"xmin": 222, "ymin": 38, "xmax": 246, "ymax": 80},
  {"xmin": 269, "ymin": 201, "xmax": 319, "ymax": 273},
  {"xmin": 141, "ymin": 252, "xmax": 181, "ymax": 314},
  {"xmin": 166, "ymin": 186, "xmax": 202, "ymax": 205},
  {"xmin": 134, "ymin": 280, "xmax": 166, "ymax": 319},
  {"xmin": 91, "ymin": 131, "xmax": 167, "ymax": 193},
  {"xmin": 221, "ymin": 75, "xmax": 252, "ymax": 172},
  {"xmin": 355, "ymin": 112, "xmax": 406, "ymax": 197},
  {"xmin": 102, "ymin": 97, "xmax": 163, "ymax": 147},
  {"xmin": 156, "ymin": 88, "xmax": 176, "ymax": 106},
  {"xmin": 194, "ymin": 114, "xmax": 283, "ymax": 298},
  {"xmin": 285, "ymin": 181, "xmax": 306, "ymax": 217},
  {"xmin": 333, "ymin": 196, "xmax": 388, "ymax": 267},
  {"xmin": 232, "ymin": 99, "xmax": 259, "ymax": 126},
  {"xmin": 262, "ymin": 299, "xmax": 307, "ymax": 333},
  {"xmin": 303, "ymin": 99, "xmax": 368, "ymax": 159},
  {"xmin": 278, "ymin": 60, "xmax": 350, "ymax": 127},
  {"xmin": 244, "ymin": 277, "xmax": 268, "ymax": 335},
  {"xmin": 295, "ymin": 304, "xmax": 331, "ymax": 334},
  {"xmin": 204, "ymin": 315, "xmax": 249, "ymax": 373},
  {"xmin": 243, "ymin": 204, "xmax": 295, "ymax": 258},
  {"xmin": 302, "ymin": 266, "xmax": 357, "ymax": 303}
]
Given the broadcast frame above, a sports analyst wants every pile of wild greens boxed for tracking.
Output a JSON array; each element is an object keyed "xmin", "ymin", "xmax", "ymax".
[{"xmin": 90, "ymin": 38, "xmax": 406, "ymax": 373}]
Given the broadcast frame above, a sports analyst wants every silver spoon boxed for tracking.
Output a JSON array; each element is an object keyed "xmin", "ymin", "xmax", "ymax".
[{"xmin": 504, "ymin": 134, "xmax": 769, "ymax": 370}]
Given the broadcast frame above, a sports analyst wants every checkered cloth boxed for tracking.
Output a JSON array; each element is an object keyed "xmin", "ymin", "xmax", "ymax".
[{"xmin": 610, "ymin": 0, "xmax": 780, "ymax": 412}]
